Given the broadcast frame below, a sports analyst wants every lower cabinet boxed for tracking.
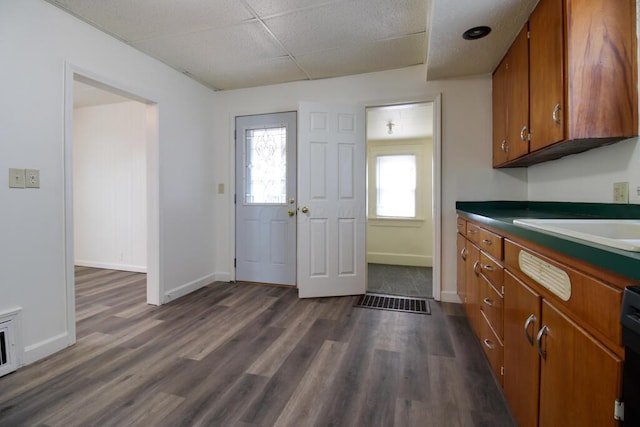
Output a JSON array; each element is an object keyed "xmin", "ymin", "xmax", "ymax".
[
  {"xmin": 503, "ymin": 271, "xmax": 540, "ymax": 427},
  {"xmin": 538, "ymin": 300, "xmax": 623, "ymax": 427},
  {"xmin": 458, "ymin": 215, "xmax": 626, "ymax": 426},
  {"xmin": 504, "ymin": 271, "xmax": 623, "ymax": 426}
]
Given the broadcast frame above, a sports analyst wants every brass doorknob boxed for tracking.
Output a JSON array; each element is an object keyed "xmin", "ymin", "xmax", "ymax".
[
  {"xmin": 301, "ymin": 206, "xmax": 309, "ymax": 213},
  {"xmin": 288, "ymin": 209, "xmax": 295, "ymax": 217}
]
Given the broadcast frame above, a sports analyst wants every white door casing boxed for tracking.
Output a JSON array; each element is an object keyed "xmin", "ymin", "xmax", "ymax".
[
  {"xmin": 297, "ymin": 102, "xmax": 366, "ymax": 298},
  {"xmin": 235, "ymin": 112, "xmax": 297, "ymax": 285}
]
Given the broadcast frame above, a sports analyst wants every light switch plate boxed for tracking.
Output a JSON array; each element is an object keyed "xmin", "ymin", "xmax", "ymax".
[
  {"xmin": 25, "ymin": 169, "xmax": 40, "ymax": 188},
  {"xmin": 217, "ymin": 183, "xmax": 224, "ymax": 194},
  {"xmin": 9, "ymin": 168, "xmax": 25, "ymax": 188}
]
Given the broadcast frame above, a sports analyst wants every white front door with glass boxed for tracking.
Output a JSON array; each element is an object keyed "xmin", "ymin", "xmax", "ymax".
[{"xmin": 235, "ymin": 112, "xmax": 297, "ymax": 285}]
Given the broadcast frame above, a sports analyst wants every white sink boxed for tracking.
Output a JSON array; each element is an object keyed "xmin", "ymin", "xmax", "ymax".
[{"xmin": 513, "ymin": 219, "xmax": 640, "ymax": 252}]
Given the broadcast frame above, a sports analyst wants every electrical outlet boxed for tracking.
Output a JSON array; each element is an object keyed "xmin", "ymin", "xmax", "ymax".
[
  {"xmin": 25, "ymin": 169, "xmax": 40, "ymax": 188},
  {"xmin": 9, "ymin": 168, "xmax": 25, "ymax": 188},
  {"xmin": 613, "ymin": 182, "xmax": 629, "ymax": 203}
]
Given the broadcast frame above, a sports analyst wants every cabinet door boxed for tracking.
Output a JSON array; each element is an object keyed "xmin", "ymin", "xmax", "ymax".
[
  {"xmin": 465, "ymin": 243, "xmax": 481, "ymax": 335},
  {"xmin": 539, "ymin": 300, "xmax": 623, "ymax": 427},
  {"xmin": 492, "ymin": 57, "xmax": 509, "ymax": 167},
  {"xmin": 529, "ymin": 0, "xmax": 565, "ymax": 152},
  {"xmin": 506, "ymin": 24, "xmax": 530, "ymax": 160},
  {"xmin": 457, "ymin": 233, "xmax": 467, "ymax": 302},
  {"xmin": 503, "ymin": 271, "xmax": 540, "ymax": 427}
]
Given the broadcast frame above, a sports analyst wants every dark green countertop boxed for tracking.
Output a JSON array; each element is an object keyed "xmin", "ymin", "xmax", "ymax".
[{"xmin": 456, "ymin": 201, "xmax": 640, "ymax": 282}]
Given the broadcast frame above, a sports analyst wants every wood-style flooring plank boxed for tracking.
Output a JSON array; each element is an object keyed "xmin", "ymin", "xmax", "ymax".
[{"xmin": 0, "ymin": 267, "xmax": 515, "ymax": 427}]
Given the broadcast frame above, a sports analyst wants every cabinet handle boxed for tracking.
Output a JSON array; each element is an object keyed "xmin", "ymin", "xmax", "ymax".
[
  {"xmin": 520, "ymin": 125, "xmax": 529, "ymax": 142},
  {"xmin": 552, "ymin": 104, "xmax": 561, "ymax": 125},
  {"xmin": 523, "ymin": 314, "xmax": 536, "ymax": 346},
  {"xmin": 501, "ymin": 139, "xmax": 509, "ymax": 153},
  {"xmin": 536, "ymin": 325, "xmax": 549, "ymax": 359},
  {"xmin": 460, "ymin": 247, "xmax": 468, "ymax": 260},
  {"xmin": 482, "ymin": 238, "xmax": 492, "ymax": 245},
  {"xmin": 473, "ymin": 260, "xmax": 481, "ymax": 277},
  {"xmin": 483, "ymin": 339, "xmax": 495, "ymax": 350},
  {"xmin": 482, "ymin": 264, "xmax": 495, "ymax": 271},
  {"xmin": 483, "ymin": 297, "xmax": 493, "ymax": 307},
  {"xmin": 468, "ymin": 229, "xmax": 478, "ymax": 234}
]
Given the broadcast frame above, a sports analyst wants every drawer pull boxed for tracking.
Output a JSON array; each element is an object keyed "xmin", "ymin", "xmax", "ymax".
[
  {"xmin": 536, "ymin": 325, "xmax": 548, "ymax": 359},
  {"xmin": 483, "ymin": 339, "xmax": 495, "ymax": 350},
  {"xmin": 460, "ymin": 247, "xmax": 468, "ymax": 260},
  {"xmin": 482, "ymin": 239, "xmax": 492, "ymax": 245},
  {"xmin": 468, "ymin": 229, "xmax": 478, "ymax": 234},
  {"xmin": 483, "ymin": 297, "xmax": 493, "ymax": 307},
  {"xmin": 524, "ymin": 314, "xmax": 536, "ymax": 346},
  {"xmin": 473, "ymin": 261, "xmax": 481, "ymax": 277},
  {"xmin": 482, "ymin": 264, "xmax": 495, "ymax": 271}
]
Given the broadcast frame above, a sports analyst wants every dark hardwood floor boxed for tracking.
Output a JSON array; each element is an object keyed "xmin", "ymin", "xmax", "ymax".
[{"xmin": 0, "ymin": 267, "xmax": 514, "ymax": 426}]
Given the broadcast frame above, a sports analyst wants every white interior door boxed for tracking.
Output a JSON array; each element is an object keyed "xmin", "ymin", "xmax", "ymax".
[
  {"xmin": 297, "ymin": 102, "xmax": 366, "ymax": 298},
  {"xmin": 235, "ymin": 112, "xmax": 297, "ymax": 285}
]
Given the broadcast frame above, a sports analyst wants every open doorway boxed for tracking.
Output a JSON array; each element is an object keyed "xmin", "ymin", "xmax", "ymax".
[
  {"xmin": 64, "ymin": 68, "xmax": 160, "ymax": 345},
  {"xmin": 365, "ymin": 102, "xmax": 434, "ymax": 298}
]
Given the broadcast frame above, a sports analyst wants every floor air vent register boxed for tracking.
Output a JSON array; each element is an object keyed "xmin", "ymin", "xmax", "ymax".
[{"xmin": 354, "ymin": 293, "xmax": 431, "ymax": 314}]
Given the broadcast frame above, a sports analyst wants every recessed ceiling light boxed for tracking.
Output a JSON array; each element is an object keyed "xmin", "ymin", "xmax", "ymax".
[{"xmin": 462, "ymin": 26, "xmax": 492, "ymax": 40}]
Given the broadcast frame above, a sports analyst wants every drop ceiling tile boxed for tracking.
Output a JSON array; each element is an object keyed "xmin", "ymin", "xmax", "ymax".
[
  {"xmin": 49, "ymin": 0, "xmax": 253, "ymax": 41},
  {"xmin": 265, "ymin": 0, "xmax": 427, "ymax": 55},
  {"xmin": 187, "ymin": 56, "xmax": 309, "ymax": 90},
  {"xmin": 243, "ymin": 0, "xmax": 340, "ymax": 18},
  {"xmin": 296, "ymin": 33, "xmax": 426, "ymax": 79},
  {"xmin": 133, "ymin": 21, "xmax": 288, "ymax": 81}
]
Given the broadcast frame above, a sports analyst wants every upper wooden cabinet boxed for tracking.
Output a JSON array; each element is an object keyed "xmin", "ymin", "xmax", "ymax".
[
  {"xmin": 493, "ymin": 24, "xmax": 530, "ymax": 167},
  {"xmin": 493, "ymin": 0, "xmax": 638, "ymax": 168}
]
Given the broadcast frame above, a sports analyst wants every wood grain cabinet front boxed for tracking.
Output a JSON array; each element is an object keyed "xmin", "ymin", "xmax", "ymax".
[
  {"xmin": 493, "ymin": 0, "xmax": 638, "ymax": 167},
  {"xmin": 457, "ymin": 216, "xmax": 627, "ymax": 426}
]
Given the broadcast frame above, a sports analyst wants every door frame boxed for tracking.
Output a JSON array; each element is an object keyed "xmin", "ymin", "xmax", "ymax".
[
  {"xmin": 226, "ymin": 95, "xmax": 442, "ymax": 300},
  {"xmin": 63, "ymin": 63, "xmax": 161, "ymax": 347},
  {"xmin": 364, "ymin": 98, "xmax": 440, "ymax": 300}
]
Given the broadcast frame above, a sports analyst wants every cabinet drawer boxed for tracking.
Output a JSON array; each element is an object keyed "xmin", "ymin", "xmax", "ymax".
[
  {"xmin": 480, "ymin": 252, "xmax": 503, "ymax": 291},
  {"xmin": 479, "ymin": 228, "xmax": 503, "ymax": 260},
  {"xmin": 479, "ymin": 310, "xmax": 504, "ymax": 386},
  {"xmin": 466, "ymin": 223, "xmax": 481, "ymax": 244},
  {"xmin": 480, "ymin": 275, "xmax": 504, "ymax": 340},
  {"xmin": 505, "ymin": 239, "xmax": 623, "ymax": 348},
  {"xmin": 457, "ymin": 217, "xmax": 467, "ymax": 235}
]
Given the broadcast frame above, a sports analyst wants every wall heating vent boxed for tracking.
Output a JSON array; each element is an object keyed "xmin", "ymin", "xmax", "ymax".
[{"xmin": 0, "ymin": 310, "xmax": 19, "ymax": 378}]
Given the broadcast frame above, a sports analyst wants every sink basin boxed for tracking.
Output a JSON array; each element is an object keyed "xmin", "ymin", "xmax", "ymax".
[{"xmin": 513, "ymin": 219, "xmax": 640, "ymax": 252}]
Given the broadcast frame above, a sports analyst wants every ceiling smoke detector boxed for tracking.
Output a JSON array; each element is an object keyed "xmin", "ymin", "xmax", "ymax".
[{"xmin": 462, "ymin": 26, "xmax": 491, "ymax": 40}]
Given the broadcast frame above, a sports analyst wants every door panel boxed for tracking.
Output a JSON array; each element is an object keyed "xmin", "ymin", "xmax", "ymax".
[
  {"xmin": 298, "ymin": 102, "xmax": 365, "ymax": 298},
  {"xmin": 539, "ymin": 300, "xmax": 623, "ymax": 427},
  {"xmin": 235, "ymin": 112, "xmax": 297, "ymax": 285},
  {"xmin": 503, "ymin": 271, "xmax": 541, "ymax": 427}
]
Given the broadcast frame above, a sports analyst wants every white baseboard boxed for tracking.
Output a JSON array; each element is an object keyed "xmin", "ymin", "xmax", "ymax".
[
  {"xmin": 23, "ymin": 331, "xmax": 70, "ymax": 365},
  {"xmin": 214, "ymin": 272, "xmax": 232, "ymax": 283},
  {"xmin": 367, "ymin": 253, "xmax": 432, "ymax": 267},
  {"xmin": 164, "ymin": 273, "xmax": 217, "ymax": 303},
  {"xmin": 75, "ymin": 260, "xmax": 147, "ymax": 273},
  {"xmin": 439, "ymin": 290, "xmax": 462, "ymax": 303}
]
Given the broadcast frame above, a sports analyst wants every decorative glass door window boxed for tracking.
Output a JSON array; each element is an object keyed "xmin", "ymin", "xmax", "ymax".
[
  {"xmin": 376, "ymin": 154, "xmax": 416, "ymax": 217},
  {"xmin": 244, "ymin": 126, "xmax": 287, "ymax": 204}
]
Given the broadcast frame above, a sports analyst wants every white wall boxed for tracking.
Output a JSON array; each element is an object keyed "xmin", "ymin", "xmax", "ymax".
[
  {"xmin": 74, "ymin": 101, "xmax": 147, "ymax": 272},
  {"xmin": 0, "ymin": 0, "xmax": 216, "ymax": 365},
  {"xmin": 527, "ymin": 138, "xmax": 640, "ymax": 203},
  {"xmin": 212, "ymin": 66, "xmax": 528, "ymax": 302}
]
